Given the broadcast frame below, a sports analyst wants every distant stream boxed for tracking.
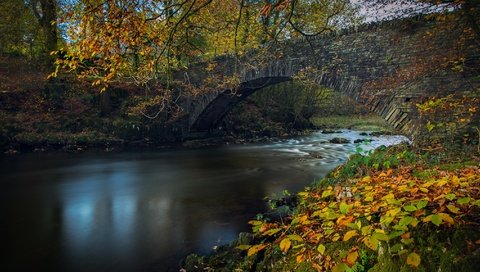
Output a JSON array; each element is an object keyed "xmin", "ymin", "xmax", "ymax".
[{"xmin": 0, "ymin": 130, "xmax": 408, "ymax": 271}]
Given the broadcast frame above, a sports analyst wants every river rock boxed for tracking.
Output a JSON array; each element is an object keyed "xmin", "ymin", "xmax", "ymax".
[
  {"xmin": 329, "ymin": 137, "xmax": 350, "ymax": 144},
  {"xmin": 354, "ymin": 139, "xmax": 373, "ymax": 144},
  {"xmin": 369, "ymin": 131, "xmax": 393, "ymax": 136},
  {"xmin": 308, "ymin": 152, "xmax": 324, "ymax": 159},
  {"xmin": 4, "ymin": 149, "xmax": 18, "ymax": 155}
]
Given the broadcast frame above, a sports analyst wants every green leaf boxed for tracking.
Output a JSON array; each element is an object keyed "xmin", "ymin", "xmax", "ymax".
[
  {"xmin": 373, "ymin": 232, "xmax": 389, "ymax": 241},
  {"xmin": 236, "ymin": 244, "xmax": 251, "ymax": 250},
  {"xmin": 340, "ymin": 202, "xmax": 349, "ymax": 215},
  {"xmin": 425, "ymin": 214, "xmax": 442, "ymax": 226},
  {"xmin": 297, "ymin": 192, "xmax": 309, "ymax": 198},
  {"xmin": 392, "ymin": 224, "xmax": 409, "ymax": 231},
  {"xmin": 317, "ymin": 244, "xmax": 326, "ymax": 255},
  {"xmin": 426, "ymin": 121, "xmax": 435, "ymax": 132},
  {"xmin": 322, "ymin": 190, "xmax": 333, "ymax": 198},
  {"xmin": 416, "ymin": 200, "xmax": 428, "ymax": 209},
  {"xmin": 445, "ymin": 193, "xmax": 456, "ymax": 201},
  {"xmin": 399, "ymin": 216, "xmax": 414, "ymax": 226},
  {"xmin": 458, "ymin": 197, "xmax": 471, "ymax": 205},
  {"xmin": 390, "ymin": 243, "xmax": 403, "ymax": 253},
  {"xmin": 404, "ymin": 205, "xmax": 417, "ymax": 212},
  {"xmin": 288, "ymin": 234, "xmax": 303, "ymax": 242},
  {"xmin": 332, "ymin": 263, "xmax": 349, "ymax": 272},
  {"xmin": 364, "ymin": 236, "xmax": 379, "ymax": 251},
  {"xmin": 389, "ymin": 230, "xmax": 405, "ymax": 239}
]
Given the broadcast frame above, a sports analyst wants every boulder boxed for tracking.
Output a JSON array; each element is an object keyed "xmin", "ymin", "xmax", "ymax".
[{"xmin": 329, "ymin": 137, "xmax": 350, "ymax": 144}]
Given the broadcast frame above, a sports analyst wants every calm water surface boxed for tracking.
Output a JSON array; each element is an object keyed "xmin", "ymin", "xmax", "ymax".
[{"xmin": 0, "ymin": 131, "xmax": 408, "ymax": 271}]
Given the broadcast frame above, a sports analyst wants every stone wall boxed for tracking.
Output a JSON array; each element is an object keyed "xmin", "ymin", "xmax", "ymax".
[{"xmin": 185, "ymin": 15, "xmax": 479, "ymax": 138}]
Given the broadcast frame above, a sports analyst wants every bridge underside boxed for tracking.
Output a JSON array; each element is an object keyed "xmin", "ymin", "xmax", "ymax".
[{"xmin": 191, "ymin": 77, "xmax": 291, "ymax": 131}]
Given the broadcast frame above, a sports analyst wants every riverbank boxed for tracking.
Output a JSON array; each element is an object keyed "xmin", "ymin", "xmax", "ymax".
[
  {"xmin": 0, "ymin": 86, "xmax": 393, "ymax": 154},
  {"xmin": 182, "ymin": 144, "xmax": 480, "ymax": 271},
  {"xmin": 311, "ymin": 114, "xmax": 393, "ymax": 132}
]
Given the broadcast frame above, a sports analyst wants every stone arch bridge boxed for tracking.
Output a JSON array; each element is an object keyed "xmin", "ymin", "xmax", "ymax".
[{"xmin": 180, "ymin": 16, "xmax": 479, "ymax": 137}]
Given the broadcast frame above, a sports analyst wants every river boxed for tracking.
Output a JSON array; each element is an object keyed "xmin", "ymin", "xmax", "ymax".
[{"xmin": 0, "ymin": 130, "xmax": 408, "ymax": 271}]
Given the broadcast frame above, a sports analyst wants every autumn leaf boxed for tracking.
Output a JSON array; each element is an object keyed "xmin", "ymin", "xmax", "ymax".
[
  {"xmin": 332, "ymin": 262, "xmax": 349, "ymax": 272},
  {"xmin": 343, "ymin": 230, "xmax": 358, "ymax": 242},
  {"xmin": 235, "ymin": 244, "xmax": 251, "ymax": 250},
  {"xmin": 288, "ymin": 234, "xmax": 303, "ymax": 242},
  {"xmin": 322, "ymin": 190, "xmax": 333, "ymax": 198},
  {"xmin": 364, "ymin": 236, "xmax": 379, "ymax": 251},
  {"xmin": 423, "ymin": 214, "xmax": 442, "ymax": 226},
  {"xmin": 296, "ymin": 254, "xmax": 305, "ymax": 263},
  {"xmin": 317, "ymin": 244, "xmax": 326, "ymax": 255},
  {"xmin": 280, "ymin": 238, "xmax": 291, "ymax": 253},
  {"xmin": 263, "ymin": 228, "xmax": 282, "ymax": 236},
  {"xmin": 399, "ymin": 216, "xmax": 414, "ymax": 226},
  {"xmin": 372, "ymin": 231, "xmax": 389, "ymax": 241},
  {"xmin": 406, "ymin": 252, "xmax": 421, "ymax": 268},
  {"xmin": 439, "ymin": 213, "xmax": 454, "ymax": 225},
  {"xmin": 346, "ymin": 251, "xmax": 359, "ymax": 266},
  {"xmin": 247, "ymin": 244, "xmax": 266, "ymax": 256}
]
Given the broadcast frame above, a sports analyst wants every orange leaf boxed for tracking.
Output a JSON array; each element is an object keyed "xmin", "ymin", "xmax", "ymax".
[
  {"xmin": 406, "ymin": 252, "xmax": 421, "ymax": 268},
  {"xmin": 346, "ymin": 250, "xmax": 359, "ymax": 266},
  {"xmin": 296, "ymin": 253, "xmax": 305, "ymax": 263},
  {"xmin": 337, "ymin": 215, "xmax": 355, "ymax": 226},
  {"xmin": 247, "ymin": 244, "xmax": 266, "ymax": 256}
]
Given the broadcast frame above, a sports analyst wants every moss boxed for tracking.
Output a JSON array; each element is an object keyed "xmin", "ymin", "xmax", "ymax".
[
  {"xmin": 412, "ymin": 169, "xmax": 439, "ymax": 179},
  {"xmin": 438, "ymin": 161, "xmax": 478, "ymax": 171}
]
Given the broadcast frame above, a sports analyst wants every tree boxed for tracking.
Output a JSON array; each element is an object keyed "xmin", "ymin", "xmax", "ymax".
[
  {"xmin": 29, "ymin": 0, "xmax": 58, "ymax": 66},
  {"xmin": 0, "ymin": 0, "xmax": 44, "ymax": 59},
  {"xmin": 53, "ymin": 0, "xmax": 357, "ymax": 91}
]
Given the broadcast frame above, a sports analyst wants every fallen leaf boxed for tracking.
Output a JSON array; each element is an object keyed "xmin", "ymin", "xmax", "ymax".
[
  {"xmin": 343, "ymin": 230, "xmax": 358, "ymax": 242},
  {"xmin": 346, "ymin": 251, "xmax": 359, "ymax": 266},
  {"xmin": 406, "ymin": 252, "xmax": 421, "ymax": 268}
]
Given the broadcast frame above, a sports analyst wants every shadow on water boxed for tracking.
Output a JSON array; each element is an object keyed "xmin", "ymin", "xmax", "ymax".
[{"xmin": 0, "ymin": 131, "xmax": 408, "ymax": 271}]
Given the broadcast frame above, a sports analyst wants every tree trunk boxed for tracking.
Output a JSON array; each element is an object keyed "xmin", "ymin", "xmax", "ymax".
[
  {"xmin": 463, "ymin": 0, "xmax": 480, "ymax": 41},
  {"xmin": 31, "ymin": 0, "xmax": 58, "ymax": 67}
]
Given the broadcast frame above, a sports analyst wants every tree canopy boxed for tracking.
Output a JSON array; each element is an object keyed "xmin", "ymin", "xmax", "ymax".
[
  {"xmin": 2, "ymin": 0, "xmax": 478, "ymax": 91},
  {"xmin": 51, "ymin": 0, "xmax": 359, "ymax": 90}
]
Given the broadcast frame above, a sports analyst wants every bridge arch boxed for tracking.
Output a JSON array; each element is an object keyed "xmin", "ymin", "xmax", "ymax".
[
  {"xmin": 191, "ymin": 77, "xmax": 292, "ymax": 131},
  {"xmin": 185, "ymin": 16, "xmax": 478, "ymax": 136}
]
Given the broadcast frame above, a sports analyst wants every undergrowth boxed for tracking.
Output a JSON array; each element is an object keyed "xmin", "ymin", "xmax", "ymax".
[{"xmin": 235, "ymin": 144, "xmax": 480, "ymax": 272}]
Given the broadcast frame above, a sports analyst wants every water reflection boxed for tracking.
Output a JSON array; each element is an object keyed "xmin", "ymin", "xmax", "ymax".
[{"xmin": 0, "ymin": 131, "xmax": 408, "ymax": 271}]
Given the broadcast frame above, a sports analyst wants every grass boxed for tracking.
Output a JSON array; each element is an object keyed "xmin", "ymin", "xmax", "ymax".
[{"xmin": 310, "ymin": 114, "xmax": 393, "ymax": 131}]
